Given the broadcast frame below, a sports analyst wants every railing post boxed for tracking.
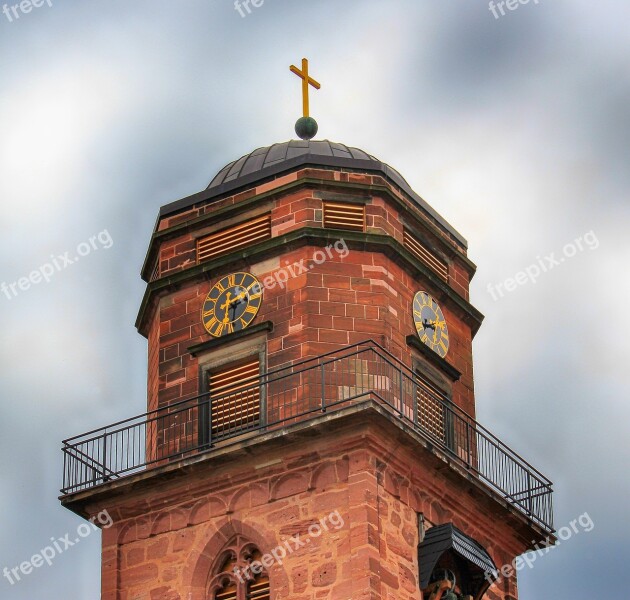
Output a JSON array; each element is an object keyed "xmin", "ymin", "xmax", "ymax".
[
  {"xmin": 206, "ymin": 393, "xmax": 213, "ymax": 449},
  {"xmin": 320, "ymin": 362, "xmax": 326, "ymax": 412},
  {"xmin": 465, "ymin": 421, "xmax": 471, "ymax": 467},
  {"xmin": 399, "ymin": 366, "xmax": 404, "ymax": 417},
  {"xmin": 102, "ymin": 432, "xmax": 109, "ymax": 483},
  {"xmin": 62, "ymin": 448, "xmax": 68, "ymax": 493},
  {"xmin": 412, "ymin": 378, "xmax": 418, "ymax": 426}
]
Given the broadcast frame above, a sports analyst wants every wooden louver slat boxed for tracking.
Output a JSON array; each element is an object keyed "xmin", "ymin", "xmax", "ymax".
[
  {"xmin": 215, "ymin": 583, "xmax": 237, "ymax": 600},
  {"xmin": 247, "ymin": 575, "xmax": 270, "ymax": 600},
  {"xmin": 403, "ymin": 229, "xmax": 449, "ymax": 282},
  {"xmin": 198, "ymin": 214, "xmax": 271, "ymax": 264},
  {"xmin": 210, "ymin": 358, "xmax": 261, "ymax": 438},
  {"xmin": 323, "ymin": 201, "xmax": 365, "ymax": 232}
]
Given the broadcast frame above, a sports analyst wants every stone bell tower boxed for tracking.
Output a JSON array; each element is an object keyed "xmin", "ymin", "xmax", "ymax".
[{"xmin": 59, "ymin": 59, "xmax": 554, "ymax": 600}]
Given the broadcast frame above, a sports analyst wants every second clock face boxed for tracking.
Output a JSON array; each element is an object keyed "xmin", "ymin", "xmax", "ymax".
[
  {"xmin": 413, "ymin": 291, "xmax": 450, "ymax": 358},
  {"xmin": 202, "ymin": 272, "xmax": 263, "ymax": 338}
]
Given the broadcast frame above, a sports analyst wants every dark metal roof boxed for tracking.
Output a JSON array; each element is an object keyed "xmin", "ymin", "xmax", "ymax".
[
  {"xmin": 419, "ymin": 523, "xmax": 498, "ymax": 592},
  {"xmin": 208, "ymin": 140, "xmax": 380, "ymax": 188},
  {"xmin": 158, "ymin": 140, "xmax": 467, "ymax": 248}
]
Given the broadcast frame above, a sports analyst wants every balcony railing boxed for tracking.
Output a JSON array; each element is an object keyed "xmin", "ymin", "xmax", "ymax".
[{"xmin": 61, "ymin": 341, "xmax": 554, "ymax": 533}]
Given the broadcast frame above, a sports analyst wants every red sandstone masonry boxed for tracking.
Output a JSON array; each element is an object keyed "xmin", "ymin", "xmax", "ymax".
[
  {"xmin": 95, "ymin": 417, "xmax": 525, "ymax": 600},
  {"xmin": 34, "ymin": 143, "xmax": 556, "ymax": 600},
  {"xmin": 150, "ymin": 246, "xmax": 475, "ymax": 416},
  {"xmin": 153, "ymin": 169, "xmax": 469, "ymax": 279},
  {"xmin": 114, "ymin": 163, "xmax": 510, "ymax": 600},
  {"xmin": 146, "ymin": 168, "xmax": 478, "ymax": 416}
]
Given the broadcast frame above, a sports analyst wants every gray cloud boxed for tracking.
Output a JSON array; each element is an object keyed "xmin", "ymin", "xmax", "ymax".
[{"xmin": 0, "ymin": 1, "xmax": 628, "ymax": 598}]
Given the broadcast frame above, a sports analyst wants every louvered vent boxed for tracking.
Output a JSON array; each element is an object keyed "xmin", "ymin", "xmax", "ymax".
[
  {"xmin": 209, "ymin": 358, "xmax": 261, "ymax": 439},
  {"xmin": 323, "ymin": 201, "xmax": 365, "ymax": 231},
  {"xmin": 150, "ymin": 259, "xmax": 160, "ymax": 282},
  {"xmin": 403, "ymin": 229, "xmax": 449, "ymax": 282},
  {"xmin": 247, "ymin": 575, "xmax": 270, "ymax": 600},
  {"xmin": 416, "ymin": 377, "xmax": 446, "ymax": 444},
  {"xmin": 198, "ymin": 214, "xmax": 271, "ymax": 264}
]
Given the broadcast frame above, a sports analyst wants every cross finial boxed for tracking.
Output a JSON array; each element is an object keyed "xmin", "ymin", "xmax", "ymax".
[
  {"xmin": 290, "ymin": 58, "xmax": 321, "ymax": 117},
  {"xmin": 290, "ymin": 57, "xmax": 321, "ymax": 140}
]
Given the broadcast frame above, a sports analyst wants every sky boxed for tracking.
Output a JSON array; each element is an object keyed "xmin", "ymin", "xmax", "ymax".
[{"xmin": 0, "ymin": 0, "xmax": 628, "ymax": 598}]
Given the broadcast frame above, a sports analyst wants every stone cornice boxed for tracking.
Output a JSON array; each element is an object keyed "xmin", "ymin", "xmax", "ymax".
[
  {"xmin": 140, "ymin": 174, "xmax": 476, "ymax": 282},
  {"xmin": 135, "ymin": 227, "xmax": 484, "ymax": 338}
]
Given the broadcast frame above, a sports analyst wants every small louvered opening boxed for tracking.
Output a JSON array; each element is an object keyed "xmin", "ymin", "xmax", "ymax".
[
  {"xmin": 247, "ymin": 574, "xmax": 270, "ymax": 600},
  {"xmin": 416, "ymin": 377, "xmax": 446, "ymax": 444},
  {"xmin": 150, "ymin": 259, "xmax": 160, "ymax": 282},
  {"xmin": 323, "ymin": 201, "xmax": 365, "ymax": 231},
  {"xmin": 198, "ymin": 214, "xmax": 271, "ymax": 264},
  {"xmin": 210, "ymin": 358, "xmax": 261, "ymax": 439},
  {"xmin": 404, "ymin": 229, "xmax": 449, "ymax": 282}
]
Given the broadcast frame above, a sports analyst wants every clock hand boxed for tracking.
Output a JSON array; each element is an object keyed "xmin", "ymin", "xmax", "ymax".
[
  {"xmin": 220, "ymin": 292, "xmax": 233, "ymax": 313},
  {"xmin": 422, "ymin": 318, "xmax": 436, "ymax": 331},
  {"xmin": 232, "ymin": 289, "xmax": 248, "ymax": 304}
]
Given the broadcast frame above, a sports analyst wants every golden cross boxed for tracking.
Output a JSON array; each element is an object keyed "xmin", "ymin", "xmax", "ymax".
[{"xmin": 290, "ymin": 58, "xmax": 321, "ymax": 118}]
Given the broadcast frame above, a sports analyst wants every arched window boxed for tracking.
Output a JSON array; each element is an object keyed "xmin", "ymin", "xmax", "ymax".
[{"xmin": 207, "ymin": 537, "xmax": 270, "ymax": 600}]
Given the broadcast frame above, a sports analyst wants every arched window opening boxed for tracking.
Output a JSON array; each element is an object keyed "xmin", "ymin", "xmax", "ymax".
[{"xmin": 207, "ymin": 537, "xmax": 270, "ymax": 600}]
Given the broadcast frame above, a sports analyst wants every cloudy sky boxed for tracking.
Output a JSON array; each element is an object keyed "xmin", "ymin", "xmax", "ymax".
[{"xmin": 0, "ymin": 1, "xmax": 628, "ymax": 598}]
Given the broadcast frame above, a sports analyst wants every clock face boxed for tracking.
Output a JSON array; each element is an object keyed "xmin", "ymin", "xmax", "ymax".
[
  {"xmin": 412, "ymin": 291, "xmax": 450, "ymax": 358},
  {"xmin": 202, "ymin": 272, "xmax": 263, "ymax": 338}
]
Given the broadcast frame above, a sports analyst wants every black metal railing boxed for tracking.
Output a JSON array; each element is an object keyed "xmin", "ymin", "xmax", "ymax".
[{"xmin": 61, "ymin": 341, "xmax": 553, "ymax": 532}]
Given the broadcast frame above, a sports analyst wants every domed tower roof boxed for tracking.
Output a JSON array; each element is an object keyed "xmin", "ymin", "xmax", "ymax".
[
  {"xmin": 208, "ymin": 140, "xmax": 391, "ymax": 189},
  {"xmin": 159, "ymin": 139, "xmax": 466, "ymax": 247}
]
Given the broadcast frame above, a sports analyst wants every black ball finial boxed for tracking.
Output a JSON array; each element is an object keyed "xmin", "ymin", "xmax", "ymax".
[{"xmin": 295, "ymin": 116, "xmax": 318, "ymax": 140}]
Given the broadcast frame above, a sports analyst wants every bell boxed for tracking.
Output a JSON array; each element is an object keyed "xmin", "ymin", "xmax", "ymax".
[{"xmin": 442, "ymin": 591, "xmax": 458, "ymax": 600}]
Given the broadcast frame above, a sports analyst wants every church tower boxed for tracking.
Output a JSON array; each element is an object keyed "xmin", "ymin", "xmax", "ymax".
[{"xmin": 60, "ymin": 60, "xmax": 554, "ymax": 600}]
